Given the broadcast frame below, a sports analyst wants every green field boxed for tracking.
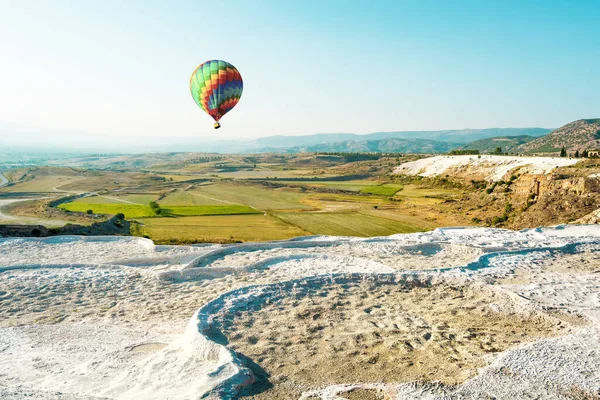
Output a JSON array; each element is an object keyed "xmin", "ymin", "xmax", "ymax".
[
  {"xmin": 58, "ymin": 203, "xmax": 154, "ymax": 217},
  {"xmin": 138, "ymin": 214, "xmax": 309, "ymax": 243},
  {"xmin": 58, "ymin": 202, "xmax": 259, "ymax": 218},
  {"xmin": 359, "ymin": 184, "xmax": 404, "ymax": 196}
]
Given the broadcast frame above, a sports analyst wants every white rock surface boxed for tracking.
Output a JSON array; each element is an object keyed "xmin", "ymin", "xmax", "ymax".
[
  {"xmin": 0, "ymin": 226, "xmax": 599, "ymax": 399},
  {"xmin": 393, "ymin": 155, "xmax": 580, "ymax": 181}
]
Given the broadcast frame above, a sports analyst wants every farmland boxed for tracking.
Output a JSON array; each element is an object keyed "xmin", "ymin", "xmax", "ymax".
[
  {"xmin": 52, "ymin": 181, "xmax": 464, "ymax": 242},
  {"xmin": 273, "ymin": 211, "xmax": 429, "ymax": 237},
  {"xmin": 58, "ymin": 202, "xmax": 260, "ymax": 218},
  {"xmin": 359, "ymin": 184, "xmax": 404, "ymax": 196},
  {"xmin": 272, "ymin": 180, "xmax": 376, "ymax": 192},
  {"xmin": 136, "ymin": 214, "xmax": 309, "ymax": 243},
  {"xmin": 0, "ymin": 174, "xmax": 84, "ymax": 193},
  {"xmin": 70, "ymin": 194, "xmax": 158, "ymax": 205},
  {"xmin": 189, "ymin": 184, "xmax": 312, "ymax": 210},
  {"xmin": 0, "ymin": 153, "xmax": 472, "ymax": 242},
  {"xmin": 59, "ymin": 203, "xmax": 155, "ymax": 218}
]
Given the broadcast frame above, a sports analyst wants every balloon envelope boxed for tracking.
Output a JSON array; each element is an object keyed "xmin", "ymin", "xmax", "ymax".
[{"xmin": 189, "ymin": 60, "xmax": 243, "ymax": 126}]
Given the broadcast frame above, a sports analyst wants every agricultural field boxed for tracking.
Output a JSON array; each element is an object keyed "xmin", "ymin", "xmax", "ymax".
[
  {"xmin": 163, "ymin": 205, "xmax": 259, "ymax": 216},
  {"xmin": 1, "ymin": 155, "xmax": 473, "ymax": 242},
  {"xmin": 159, "ymin": 174, "xmax": 206, "ymax": 182},
  {"xmin": 393, "ymin": 184, "xmax": 466, "ymax": 205},
  {"xmin": 360, "ymin": 208, "xmax": 440, "ymax": 229},
  {"xmin": 269, "ymin": 179, "xmax": 375, "ymax": 192},
  {"xmin": 273, "ymin": 211, "xmax": 431, "ymax": 237},
  {"xmin": 190, "ymin": 183, "xmax": 313, "ymax": 211},
  {"xmin": 359, "ymin": 184, "xmax": 404, "ymax": 196},
  {"xmin": 301, "ymin": 192, "xmax": 391, "ymax": 211},
  {"xmin": 58, "ymin": 202, "xmax": 259, "ymax": 218},
  {"xmin": 0, "ymin": 174, "xmax": 85, "ymax": 193},
  {"xmin": 71, "ymin": 194, "xmax": 158, "ymax": 205},
  {"xmin": 137, "ymin": 214, "xmax": 309, "ymax": 243},
  {"xmin": 0, "ymin": 167, "xmax": 171, "ymax": 194},
  {"xmin": 173, "ymin": 164, "xmax": 320, "ymax": 179},
  {"xmin": 58, "ymin": 203, "xmax": 155, "ymax": 218},
  {"xmin": 158, "ymin": 190, "xmax": 220, "ymax": 205}
]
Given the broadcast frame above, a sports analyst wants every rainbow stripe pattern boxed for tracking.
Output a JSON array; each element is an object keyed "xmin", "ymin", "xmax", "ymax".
[{"xmin": 189, "ymin": 60, "xmax": 243, "ymax": 124}]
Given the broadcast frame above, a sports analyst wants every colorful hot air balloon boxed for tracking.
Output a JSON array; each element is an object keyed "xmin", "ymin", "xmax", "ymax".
[{"xmin": 189, "ymin": 60, "xmax": 243, "ymax": 129}]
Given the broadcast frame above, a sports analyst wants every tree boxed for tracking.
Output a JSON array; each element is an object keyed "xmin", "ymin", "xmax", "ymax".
[
  {"xmin": 149, "ymin": 201, "xmax": 162, "ymax": 215},
  {"xmin": 86, "ymin": 209, "xmax": 93, "ymax": 215},
  {"xmin": 575, "ymin": 150, "xmax": 580, "ymax": 158},
  {"xmin": 560, "ymin": 146, "xmax": 567, "ymax": 157},
  {"xmin": 583, "ymin": 150, "xmax": 589, "ymax": 158},
  {"xmin": 449, "ymin": 149, "xmax": 479, "ymax": 155},
  {"xmin": 494, "ymin": 147, "xmax": 502, "ymax": 155}
]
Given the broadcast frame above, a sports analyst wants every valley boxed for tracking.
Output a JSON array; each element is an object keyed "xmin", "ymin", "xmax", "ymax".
[
  {"xmin": 3, "ymin": 147, "xmax": 600, "ymax": 243},
  {"xmin": 0, "ymin": 153, "xmax": 466, "ymax": 243}
]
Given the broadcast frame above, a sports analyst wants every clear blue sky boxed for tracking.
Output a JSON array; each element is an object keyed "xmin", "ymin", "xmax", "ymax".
[{"xmin": 1, "ymin": 0, "xmax": 599, "ymax": 145}]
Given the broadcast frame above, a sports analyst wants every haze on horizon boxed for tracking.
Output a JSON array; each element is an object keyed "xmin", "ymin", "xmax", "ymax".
[{"xmin": 1, "ymin": 0, "xmax": 599, "ymax": 149}]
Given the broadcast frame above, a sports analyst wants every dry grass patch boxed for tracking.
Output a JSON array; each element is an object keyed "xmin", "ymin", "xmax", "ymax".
[
  {"xmin": 561, "ymin": 385, "xmax": 600, "ymax": 400},
  {"xmin": 342, "ymin": 388, "xmax": 389, "ymax": 400},
  {"xmin": 138, "ymin": 214, "xmax": 310, "ymax": 243},
  {"xmin": 216, "ymin": 278, "xmax": 576, "ymax": 399}
]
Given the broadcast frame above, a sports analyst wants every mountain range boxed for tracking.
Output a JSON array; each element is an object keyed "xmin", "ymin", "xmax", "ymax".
[
  {"xmin": 1, "ymin": 123, "xmax": 553, "ymax": 154},
  {"xmin": 255, "ymin": 120, "xmax": 600, "ymax": 155},
  {"xmin": 250, "ymin": 128, "xmax": 551, "ymax": 154},
  {"xmin": 516, "ymin": 119, "xmax": 600, "ymax": 154},
  {"xmin": 461, "ymin": 135, "xmax": 538, "ymax": 154},
  {"xmin": 6, "ymin": 119, "xmax": 600, "ymax": 155},
  {"xmin": 254, "ymin": 128, "xmax": 551, "ymax": 150},
  {"xmin": 273, "ymin": 138, "xmax": 460, "ymax": 154}
]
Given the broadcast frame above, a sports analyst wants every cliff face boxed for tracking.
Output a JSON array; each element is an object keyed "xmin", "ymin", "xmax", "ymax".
[
  {"xmin": 454, "ymin": 171, "xmax": 600, "ymax": 229},
  {"xmin": 508, "ymin": 174, "xmax": 600, "ymax": 228},
  {"xmin": 393, "ymin": 154, "xmax": 600, "ymax": 228},
  {"xmin": 511, "ymin": 174, "xmax": 600, "ymax": 198}
]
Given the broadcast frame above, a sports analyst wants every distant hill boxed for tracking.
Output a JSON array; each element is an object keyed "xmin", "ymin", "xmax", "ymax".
[
  {"xmin": 2, "ymin": 120, "xmax": 552, "ymax": 154},
  {"xmin": 281, "ymin": 138, "xmax": 461, "ymax": 154},
  {"xmin": 517, "ymin": 119, "xmax": 600, "ymax": 154},
  {"xmin": 255, "ymin": 128, "xmax": 551, "ymax": 149},
  {"xmin": 462, "ymin": 135, "xmax": 537, "ymax": 153}
]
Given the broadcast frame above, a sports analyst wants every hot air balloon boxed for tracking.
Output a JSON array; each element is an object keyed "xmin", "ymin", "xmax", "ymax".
[{"xmin": 189, "ymin": 60, "xmax": 243, "ymax": 129}]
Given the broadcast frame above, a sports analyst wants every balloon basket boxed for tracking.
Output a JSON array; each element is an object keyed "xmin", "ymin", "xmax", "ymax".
[{"xmin": 214, "ymin": 122, "xmax": 221, "ymax": 129}]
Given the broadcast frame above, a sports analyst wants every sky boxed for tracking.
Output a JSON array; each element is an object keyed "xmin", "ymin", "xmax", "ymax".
[{"xmin": 1, "ymin": 0, "xmax": 599, "ymax": 147}]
